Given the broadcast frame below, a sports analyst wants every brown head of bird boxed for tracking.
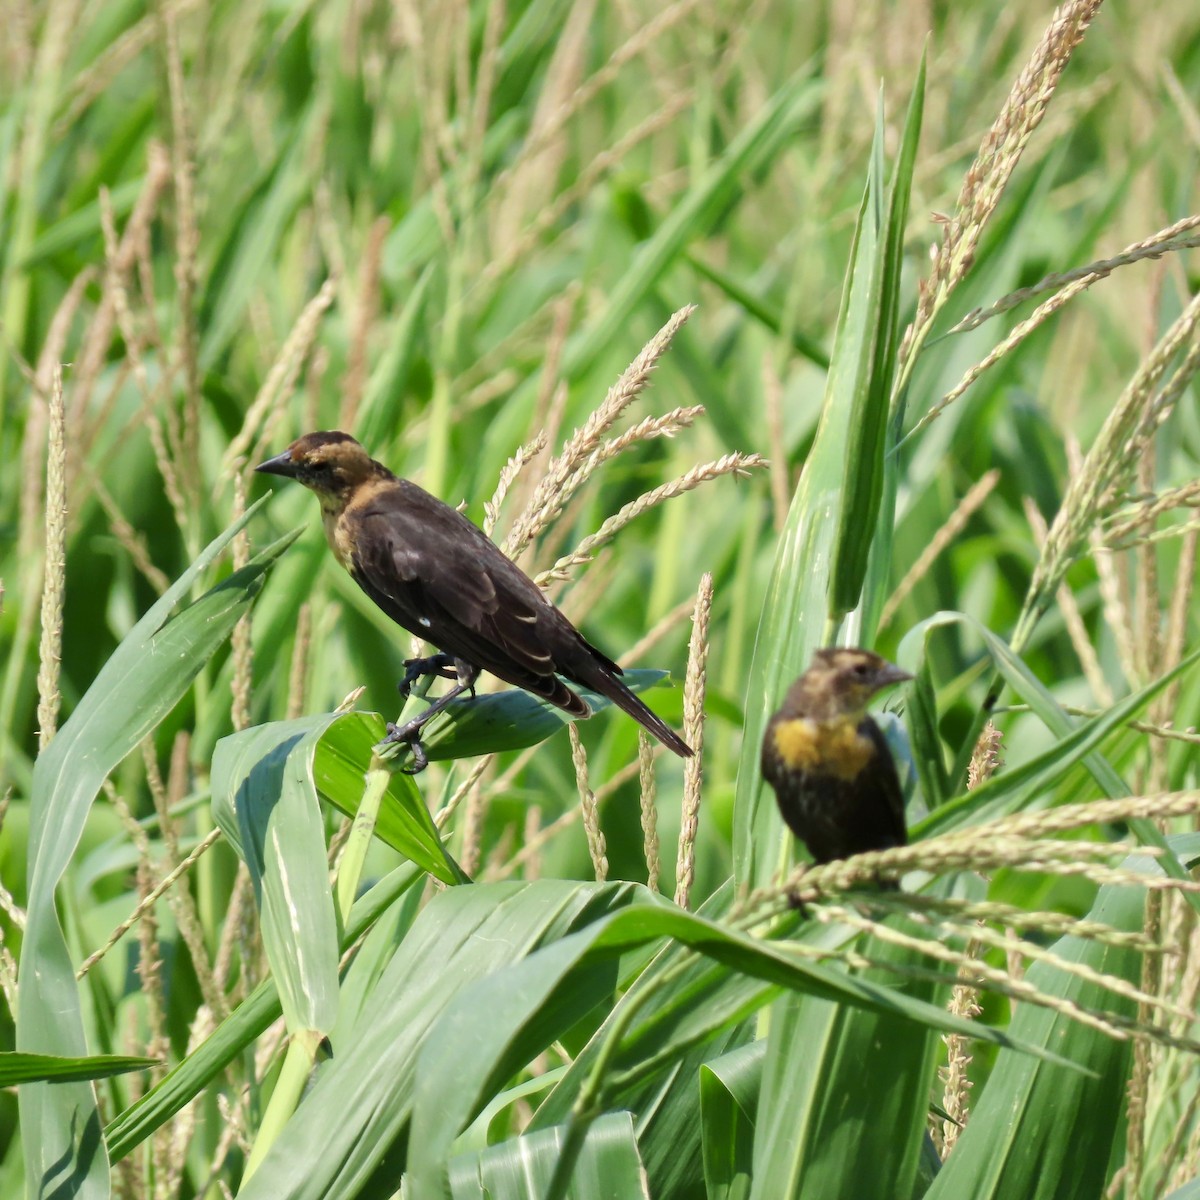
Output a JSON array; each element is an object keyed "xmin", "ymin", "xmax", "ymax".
[
  {"xmin": 775, "ymin": 647, "xmax": 913, "ymax": 723},
  {"xmin": 255, "ymin": 431, "xmax": 387, "ymax": 513}
]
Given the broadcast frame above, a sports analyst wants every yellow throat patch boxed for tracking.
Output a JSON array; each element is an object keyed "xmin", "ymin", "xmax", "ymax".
[{"xmin": 771, "ymin": 714, "xmax": 875, "ymax": 780}]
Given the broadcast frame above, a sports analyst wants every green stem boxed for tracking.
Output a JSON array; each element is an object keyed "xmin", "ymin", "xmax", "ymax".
[
  {"xmin": 335, "ymin": 677, "xmax": 433, "ymax": 924},
  {"xmin": 335, "ymin": 760, "xmax": 391, "ymax": 929},
  {"xmin": 243, "ymin": 1030, "xmax": 324, "ymax": 1179}
]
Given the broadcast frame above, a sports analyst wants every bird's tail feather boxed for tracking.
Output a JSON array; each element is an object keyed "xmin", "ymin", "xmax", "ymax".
[{"xmin": 590, "ymin": 675, "xmax": 693, "ymax": 758}]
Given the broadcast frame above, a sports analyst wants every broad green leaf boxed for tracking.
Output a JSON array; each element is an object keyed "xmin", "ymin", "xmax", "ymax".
[
  {"xmin": 0, "ymin": 1053, "xmax": 156, "ymax": 1087},
  {"xmin": 16, "ymin": 499, "xmax": 292, "ymax": 1199},
  {"xmin": 211, "ymin": 717, "xmax": 342, "ymax": 1038},
  {"xmin": 630, "ymin": 1026, "xmax": 752, "ymax": 1200},
  {"xmin": 106, "ymin": 860, "xmax": 426, "ymax": 1161},
  {"xmin": 829, "ymin": 64, "xmax": 924, "ymax": 622},
  {"xmin": 407, "ymin": 888, "xmax": 1061, "ymax": 1200},
  {"xmin": 397, "ymin": 669, "xmax": 677, "ymax": 764},
  {"xmin": 458, "ymin": 1068, "xmax": 571, "ymax": 1156},
  {"xmin": 700, "ymin": 1041, "xmax": 764, "ymax": 1200},
  {"xmin": 905, "ymin": 652, "xmax": 951, "ymax": 810},
  {"xmin": 309, "ymin": 711, "xmax": 466, "ymax": 883},
  {"xmin": 856, "ymin": 52, "xmax": 927, "ymax": 641},
  {"xmin": 529, "ymin": 882, "xmax": 1058, "ymax": 1150},
  {"xmin": 236, "ymin": 882, "xmax": 634, "ymax": 1200},
  {"xmin": 924, "ymin": 866, "xmax": 1144, "ymax": 1200},
  {"xmin": 751, "ymin": 922, "xmax": 941, "ymax": 1200},
  {"xmin": 446, "ymin": 1112, "xmax": 648, "ymax": 1200}
]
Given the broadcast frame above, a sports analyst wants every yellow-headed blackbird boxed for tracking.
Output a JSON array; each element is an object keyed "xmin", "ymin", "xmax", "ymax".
[
  {"xmin": 257, "ymin": 431, "xmax": 693, "ymax": 769},
  {"xmin": 761, "ymin": 647, "xmax": 911, "ymax": 871}
]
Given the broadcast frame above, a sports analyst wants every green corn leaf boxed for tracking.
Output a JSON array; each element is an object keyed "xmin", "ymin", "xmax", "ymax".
[
  {"xmin": 0, "ymin": 1053, "xmax": 157, "ymax": 1087},
  {"xmin": 447, "ymin": 1112, "xmax": 648, "ymax": 1200},
  {"xmin": 399, "ymin": 668, "xmax": 677, "ymax": 763},
  {"xmin": 700, "ymin": 1041, "xmax": 764, "ymax": 1200},
  {"xmin": 106, "ymin": 860, "xmax": 426, "ymax": 1161},
  {"xmin": 923, "ymin": 862, "xmax": 1145, "ymax": 1200},
  {"xmin": 211, "ymin": 716, "xmax": 343, "ymax": 1038},
  {"xmin": 405, "ymin": 887, "xmax": 1063, "ymax": 1200},
  {"xmin": 17, "ymin": 499, "xmax": 294, "ymax": 1198}
]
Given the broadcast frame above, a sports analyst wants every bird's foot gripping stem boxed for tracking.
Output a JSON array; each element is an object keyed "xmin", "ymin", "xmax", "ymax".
[
  {"xmin": 398, "ymin": 653, "xmax": 460, "ymax": 697},
  {"xmin": 383, "ymin": 661, "xmax": 481, "ymax": 773},
  {"xmin": 383, "ymin": 720, "xmax": 431, "ymax": 774}
]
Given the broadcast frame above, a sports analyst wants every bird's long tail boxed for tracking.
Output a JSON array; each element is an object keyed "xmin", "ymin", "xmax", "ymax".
[{"xmin": 588, "ymin": 673, "xmax": 693, "ymax": 758}]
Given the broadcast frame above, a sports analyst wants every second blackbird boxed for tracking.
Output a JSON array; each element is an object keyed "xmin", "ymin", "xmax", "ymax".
[
  {"xmin": 257, "ymin": 431, "xmax": 693, "ymax": 769},
  {"xmin": 761, "ymin": 647, "xmax": 911, "ymax": 870}
]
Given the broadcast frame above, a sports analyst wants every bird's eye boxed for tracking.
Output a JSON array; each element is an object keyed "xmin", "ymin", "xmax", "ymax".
[{"xmin": 853, "ymin": 662, "xmax": 871, "ymax": 677}]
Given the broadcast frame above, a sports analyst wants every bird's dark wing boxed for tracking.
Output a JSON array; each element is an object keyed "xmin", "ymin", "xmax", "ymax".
[
  {"xmin": 347, "ymin": 481, "xmax": 590, "ymax": 713},
  {"xmin": 856, "ymin": 717, "xmax": 908, "ymax": 849}
]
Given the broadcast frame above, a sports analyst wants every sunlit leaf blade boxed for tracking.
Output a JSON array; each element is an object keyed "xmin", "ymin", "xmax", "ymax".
[
  {"xmin": 0, "ymin": 1053, "xmax": 157, "ymax": 1087},
  {"xmin": 107, "ymin": 978, "xmax": 281, "ymax": 1162},
  {"xmin": 733, "ymin": 68, "xmax": 923, "ymax": 891},
  {"xmin": 407, "ymin": 889, "xmax": 1062, "ymax": 1200},
  {"xmin": 700, "ymin": 1041, "xmax": 763, "ymax": 1200},
  {"xmin": 923, "ymin": 864, "xmax": 1145, "ymax": 1199},
  {"xmin": 906, "ymin": 653, "xmax": 951, "ymax": 810},
  {"xmin": 751, "ymin": 925, "xmax": 940, "ymax": 1199},
  {"xmin": 394, "ymin": 669, "xmax": 676, "ymax": 762},
  {"xmin": 531, "ymin": 887, "xmax": 760, "ymax": 1189},
  {"xmin": 446, "ymin": 1112, "xmax": 649, "ymax": 1200},
  {"xmin": 634, "ymin": 1029, "xmax": 751, "ymax": 1199},
  {"xmin": 17, "ymin": 499, "xmax": 291, "ymax": 1199},
  {"xmin": 211, "ymin": 717, "xmax": 342, "ymax": 1038},
  {"xmin": 105, "ymin": 862, "xmax": 426, "ymax": 1161},
  {"xmin": 830, "ymin": 62, "xmax": 925, "ymax": 622},
  {"xmin": 309, "ymin": 711, "xmax": 466, "ymax": 883},
  {"xmin": 858, "ymin": 51, "xmax": 928, "ymax": 640},
  {"xmin": 236, "ymin": 882, "xmax": 635, "ymax": 1200}
]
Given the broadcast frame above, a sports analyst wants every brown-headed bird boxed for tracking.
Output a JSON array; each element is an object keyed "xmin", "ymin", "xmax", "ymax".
[
  {"xmin": 256, "ymin": 431, "xmax": 692, "ymax": 770},
  {"xmin": 761, "ymin": 647, "xmax": 911, "ymax": 872}
]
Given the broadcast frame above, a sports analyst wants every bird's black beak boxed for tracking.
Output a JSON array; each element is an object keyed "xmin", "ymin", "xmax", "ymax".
[
  {"xmin": 877, "ymin": 663, "xmax": 914, "ymax": 688},
  {"xmin": 255, "ymin": 450, "xmax": 299, "ymax": 478}
]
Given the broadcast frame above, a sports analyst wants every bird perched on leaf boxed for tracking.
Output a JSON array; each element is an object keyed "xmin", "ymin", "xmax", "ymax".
[
  {"xmin": 256, "ymin": 431, "xmax": 692, "ymax": 771},
  {"xmin": 761, "ymin": 647, "xmax": 911, "ymax": 876}
]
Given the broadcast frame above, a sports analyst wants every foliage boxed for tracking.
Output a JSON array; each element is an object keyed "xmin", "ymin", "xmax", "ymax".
[{"xmin": 2, "ymin": 1, "xmax": 1200, "ymax": 1197}]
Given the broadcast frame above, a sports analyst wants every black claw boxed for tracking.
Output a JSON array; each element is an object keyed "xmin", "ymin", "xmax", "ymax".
[
  {"xmin": 401, "ymin": 741, "xmax": 429, "ymax": 773},
  {"xmin": 397, "ymin": 652, "xmax": 458, "ymax": 696},
  {"xmin": 384, "ymin": 721, "xmax": 430, "ymax": 773}
]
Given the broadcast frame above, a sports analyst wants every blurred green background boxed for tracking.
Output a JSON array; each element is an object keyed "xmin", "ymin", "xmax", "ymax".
[{"xmin": 3, "ymin": 1, "xmax": 1200, "ymax": 1195}]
